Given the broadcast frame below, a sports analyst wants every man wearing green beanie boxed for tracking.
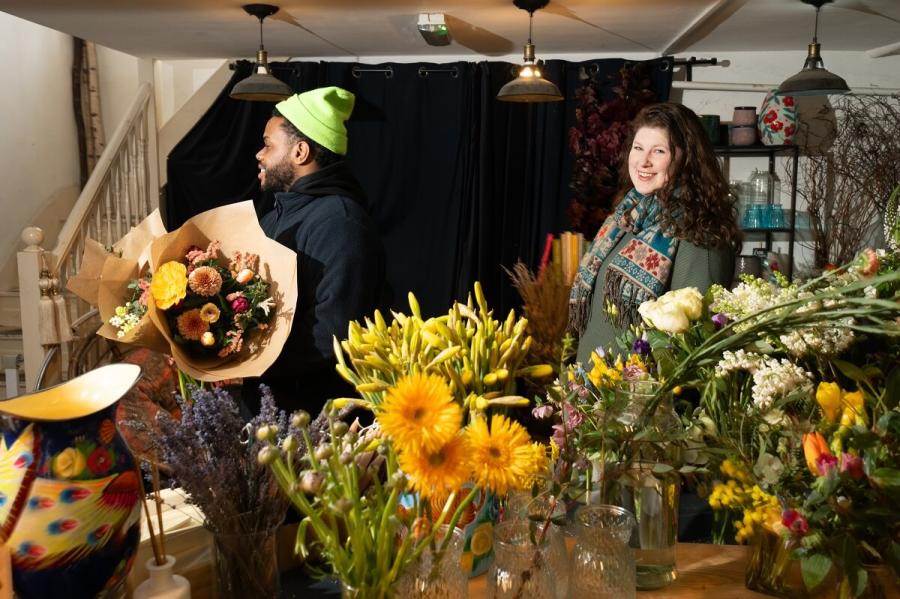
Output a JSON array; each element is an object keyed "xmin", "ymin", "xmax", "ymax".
[{"xmin": 248, "ymin": 86, "xmax": 385, "ymax": 413}]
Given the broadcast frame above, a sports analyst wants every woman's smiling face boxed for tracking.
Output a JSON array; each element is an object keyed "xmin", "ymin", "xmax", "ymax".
[{"xmin": 628, "ymin": 126, "xmax": 672, "ymax": 195}]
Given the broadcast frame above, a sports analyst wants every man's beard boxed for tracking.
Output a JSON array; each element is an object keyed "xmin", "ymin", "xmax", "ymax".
[{"xmin": 260, "ymin": 156, "xmax": 296, "ymax": 192}]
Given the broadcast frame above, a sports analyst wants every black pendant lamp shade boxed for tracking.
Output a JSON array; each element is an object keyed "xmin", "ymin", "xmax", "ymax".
[
  {"xmin": 497, "ymin": 0, "xmax": 563, "ymax": 103},
  {"xmin": 776, "ymin": 0, "xmax": 849, "ymax": 97},
  {"xmin": 230, "ymin": 4, "xmax": 293, "ymax": 102}
]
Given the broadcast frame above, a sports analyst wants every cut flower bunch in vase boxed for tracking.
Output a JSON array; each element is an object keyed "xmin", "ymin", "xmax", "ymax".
[
  {"xmin": 259, "ymin": 284, "xmax": 555, "ymax": 598},
  {"xmin": 634, "ymin": 248, "xmax": 900, "ymax": 598}
]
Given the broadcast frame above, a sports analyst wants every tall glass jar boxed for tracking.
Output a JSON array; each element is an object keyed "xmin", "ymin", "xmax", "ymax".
[
  {"xmin": 570, "ymin": 505, "xmax": 636, "ymax": 599},
  {"xmin": 487, "ymin": 520, "xmax": 568, "ymax": 599},
  {"xmin": 209, "ymin": 514, "xmax": 281, "ymax": 598},
  {"xmin": 614, "ymin": 380, "xmax": 681, "ymax": 590}
]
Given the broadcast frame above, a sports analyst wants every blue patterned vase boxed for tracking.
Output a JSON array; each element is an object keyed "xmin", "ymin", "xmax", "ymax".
[{"xmin": 0, "ymin": 364, "xmax": 143, "ymax": 598}]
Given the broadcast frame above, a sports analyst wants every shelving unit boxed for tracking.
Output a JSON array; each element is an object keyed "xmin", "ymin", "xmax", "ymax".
[{"xmin": 714, "ymin": 144, "xmax": 800, "ymax": 279}]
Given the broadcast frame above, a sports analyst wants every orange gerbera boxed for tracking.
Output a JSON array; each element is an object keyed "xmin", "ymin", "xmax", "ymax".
[
  {"xmin": 176, "ymin": 309, "xmax": 208, "ymax": 341},
  {"xmin": 398, "ymin": 432, "xmax": 470, "ymax": 500},
  {"xmin": 378, "ymin": 373, "xmax": 461, "ymax": 453}
]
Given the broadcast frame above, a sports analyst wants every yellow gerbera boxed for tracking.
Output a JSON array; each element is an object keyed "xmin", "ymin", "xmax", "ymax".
[
  {"xmin": 378, "ymin": 373, "xmax": 461, "ymax": 453},
  {"xmin": 399, "ymin": 433, "xmax": 470, "ymax": 500},
  {"xmin": 467, "ymin": 414, "xmax": 536, "ymax": 496},
  {"xmin": 150, "ymin": 261, "xmax": 188, "ymax": 309}
]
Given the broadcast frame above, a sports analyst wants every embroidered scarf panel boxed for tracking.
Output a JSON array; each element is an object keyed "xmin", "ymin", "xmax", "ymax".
[{"xmin": 568, "ymin": 188, "xmax": 679, "ymax": 336}]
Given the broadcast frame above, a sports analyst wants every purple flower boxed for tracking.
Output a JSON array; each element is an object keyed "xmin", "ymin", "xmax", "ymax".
[
  {"xmin": 840, "ymin": 453, "xmax": 864, "ymax": 480},
  {"xmin": 632, "ymin": 337, "xmax": 651, "ymax": 355},
  {"xmin": 532, "ymin": 405, "xmax": 555, "ymax": 420},
  {"xmin": 711, "ymin": 313, "xmax": 728, "ymax": 330}
]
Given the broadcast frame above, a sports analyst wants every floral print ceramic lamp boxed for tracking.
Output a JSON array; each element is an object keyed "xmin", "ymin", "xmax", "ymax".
[{"xmin": 0, "ymin": 363, "xmax": 142, "ymax": 598}]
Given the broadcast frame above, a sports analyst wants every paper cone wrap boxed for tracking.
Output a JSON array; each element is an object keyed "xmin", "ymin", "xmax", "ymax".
[{"xmin": 147, "ymin": 201, "xmax": 297, "ymax": 382}]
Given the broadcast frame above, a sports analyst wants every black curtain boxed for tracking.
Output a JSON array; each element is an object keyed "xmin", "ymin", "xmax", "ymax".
[{"xmin": 166, "ymin": 57, "xmax": 673, "ymax": 317}]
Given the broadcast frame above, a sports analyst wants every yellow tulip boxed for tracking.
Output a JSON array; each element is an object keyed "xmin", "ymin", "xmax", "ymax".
[
  {"xmin": 839, "ymin": 390, "xmax": 866, "ymax": 427},
  {"xmin": 815, "ymin": 382, "xmax": 842, "ymax": 423}
]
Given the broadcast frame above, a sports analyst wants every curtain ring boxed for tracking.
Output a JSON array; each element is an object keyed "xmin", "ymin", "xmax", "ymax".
[
  {"xmin": 418, "ymin": 66, "xmax": 429, "ymax": 78},
  {"xmin": 385, "ymin": 65, "xmax": 394, "ymax": 79},
  {"xmin": 659, "ymin": 60, "xmax": 671, "ymax": 72},
  {"xmin": 588, "ymin": 63, "xmax": 599, "ymax": 76},
  {"xmin": 352, "ymin": 66, "xmax": 361, "ymax": 79}
]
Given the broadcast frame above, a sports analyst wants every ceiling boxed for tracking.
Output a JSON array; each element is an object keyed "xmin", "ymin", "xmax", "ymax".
[{"xmin": 1, "ymin": 0, "xmax": 899, "ymax": 61}]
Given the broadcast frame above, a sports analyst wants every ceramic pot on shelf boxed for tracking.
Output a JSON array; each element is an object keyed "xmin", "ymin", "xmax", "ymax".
[{"xmin": 758, "ymin": 90, "xmax": 798, "ymax": 146}]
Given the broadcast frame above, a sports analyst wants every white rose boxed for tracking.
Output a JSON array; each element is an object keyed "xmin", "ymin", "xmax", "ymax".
[
  {"xmin": 659, "ymin": 287, "xmax": 704, "ymax": 321},
  {"xmin": 638, "ymin": 299, "xmax": 690, "ymax": 334}
]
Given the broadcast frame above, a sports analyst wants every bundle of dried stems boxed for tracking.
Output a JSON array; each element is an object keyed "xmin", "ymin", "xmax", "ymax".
[
  {"xmin": 790, "ymin": 95, "xmax": 900, "ymax": 269},
  {"xmin": 507, "ymin": 262, "xmax": 571, "ymax": 367}
]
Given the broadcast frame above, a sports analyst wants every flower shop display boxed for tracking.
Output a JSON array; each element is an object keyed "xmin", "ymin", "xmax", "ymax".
[
  {"xmin": 637, "ymin": 249, "xmax": 900, "ymax": 598},
  {"xmin": 0, "ymin": 364, "xmax": 143, "ymax": 599}
]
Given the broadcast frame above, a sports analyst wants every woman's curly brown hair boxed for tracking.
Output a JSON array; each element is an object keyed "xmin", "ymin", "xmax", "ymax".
[{"xmin": 617, "ymin": 102, "xmax": 741, "ymax": 248}]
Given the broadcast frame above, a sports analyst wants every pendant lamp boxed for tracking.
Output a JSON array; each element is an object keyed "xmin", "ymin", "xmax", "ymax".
[
  {"xmin": 497, "ymin": 0, "xmax": 563, "ymax": 103},
  {"xmin": 776, "ymin": 0, "xmax": 849, "ymax": 97},
  {"xmin": 230, "ymin": 4, "xmax": 293, "ymax": 102}
]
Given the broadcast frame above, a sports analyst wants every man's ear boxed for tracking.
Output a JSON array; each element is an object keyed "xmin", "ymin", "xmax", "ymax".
[{"xmin": 292, "ymin": 140, "xmax": 313, "ymax": 166}]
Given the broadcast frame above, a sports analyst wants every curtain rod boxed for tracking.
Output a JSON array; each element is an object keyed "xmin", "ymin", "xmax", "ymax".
[{"xmin": 672, "ymin": 80, "xmax": 900, "ymax": 96}]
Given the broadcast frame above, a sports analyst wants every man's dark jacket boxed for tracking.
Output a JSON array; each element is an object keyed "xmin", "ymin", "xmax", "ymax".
[{"xmin": 252, "ymin": 162, "xmax": 385, "ymax": 413}]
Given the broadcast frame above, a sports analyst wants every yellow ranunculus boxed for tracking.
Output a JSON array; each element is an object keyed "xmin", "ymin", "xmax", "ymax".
[
  {"xmin": 839, "ymin": 390, "xmax": 866, "ymax": 427},
  {"xmin": 815, "ymin": 382, "xmax": 842, "ymax": 423},
  {"xmin": 470, "ymin": 522, "xmax": 493, "ymax": 556},
  {"xmin": 150, "ymin": 261, "xmax": 188, "ymax": 309},
  {"xmin": 53, "ymin": 447, "xmax": 86, "ymax": 479}
]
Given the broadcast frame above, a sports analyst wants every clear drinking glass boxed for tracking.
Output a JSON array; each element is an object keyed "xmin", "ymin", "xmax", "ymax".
[
  {"xmin": 487, "ymin": 520, "xmax": 567, "ymax": 599},
  {"xmin": 570, "ymin": 505, "xmax": 636, "ymax": 599}
]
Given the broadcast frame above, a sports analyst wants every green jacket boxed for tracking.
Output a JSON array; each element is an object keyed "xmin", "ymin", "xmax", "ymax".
[{"xmin": 575, "ymin": 233, "xmax": 734, "ymax": 365}]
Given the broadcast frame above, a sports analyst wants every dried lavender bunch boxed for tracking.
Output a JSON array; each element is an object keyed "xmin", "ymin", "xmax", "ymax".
[{"xmin": 154, "ymin": 384, "xmax": 291, "ymax": 535}]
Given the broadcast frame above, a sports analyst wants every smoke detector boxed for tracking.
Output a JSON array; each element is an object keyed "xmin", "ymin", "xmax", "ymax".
[{"xmin": 418, "ymin": 13, "xmax": 451, "ymax": 46}]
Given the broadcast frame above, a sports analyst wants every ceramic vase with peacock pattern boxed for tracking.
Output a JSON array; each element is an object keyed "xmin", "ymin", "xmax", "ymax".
[{"xmin": 0, "ymin": 364, "xmax": 143, "ymax": 598}]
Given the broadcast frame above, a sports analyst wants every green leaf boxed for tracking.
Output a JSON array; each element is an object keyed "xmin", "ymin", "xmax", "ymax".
[
  {"xmin": 651, "ymin": 463, "xmax": 674, "ymax": 474},
  {"xmin": 832, "ymin": 358, "xmax": 870, "ymax": 385},
  {"xmin": 849, "ymin": 567, "xmax": 868, "ymax": 598},
  {"xmin": 870, "ymin": 468, "xmax": 900, "ymax": 490},
  {"xmin": 801, "ymin": 553, "xmax": 833, "ymax": 591},
  {"xmin": 885, "ymin": 368, "xmax": 900, "ymax": 410}
]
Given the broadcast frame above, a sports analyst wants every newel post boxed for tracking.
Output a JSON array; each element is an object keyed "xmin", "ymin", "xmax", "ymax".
[{"xmin": 17, "ymin": 226, "xmax": 48, "ymax": 391}]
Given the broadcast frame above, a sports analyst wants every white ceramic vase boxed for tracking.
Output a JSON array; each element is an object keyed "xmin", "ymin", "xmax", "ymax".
[{"xmin": 134, "ymin": 555, "xmax": 191, "ymax": 599}]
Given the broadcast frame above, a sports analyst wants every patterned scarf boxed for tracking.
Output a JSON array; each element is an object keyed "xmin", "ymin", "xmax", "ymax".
[{"xmin": 568, "ymin": 188, "xmax": 679, "ymax": 336}]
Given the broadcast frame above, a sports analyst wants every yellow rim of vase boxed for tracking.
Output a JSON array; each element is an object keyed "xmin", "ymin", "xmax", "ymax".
[{"xmin": 0, "ymin": 363, "xmax": 142, "ymax": 421}]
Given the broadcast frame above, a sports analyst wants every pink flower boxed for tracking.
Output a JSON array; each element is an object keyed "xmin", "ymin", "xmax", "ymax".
[
  {"xmin": 781, "ymin": 509, "xmax": 808, "ymax": 536},
  {"xmin": 231, "ymin": 297, "xmax": 250, "ymax": 313},
  {"xmin": 532, "ymin": 405, "xmax": 554, "ymax": 420},
  {"xmin": 816, "ymin": 453, "xmax": 839, "ymax": 476},
  {"xmin": 841, "ymin": 453, "xmax": 864, "ymax": 480}
]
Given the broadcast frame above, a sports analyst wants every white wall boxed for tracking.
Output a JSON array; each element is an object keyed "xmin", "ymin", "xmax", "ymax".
[
  {"xmin": 0, "ymin": 12, "xmax": 80, "ymax": 291},
  {"xmin": 154, "ymin": 59, "xmax": 225, "ymax": 127}
]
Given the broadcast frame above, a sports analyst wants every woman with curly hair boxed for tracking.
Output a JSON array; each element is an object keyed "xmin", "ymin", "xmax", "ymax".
[{"xmin": 570, "ymin": 102, "xmax": 740, "ymax": 363}]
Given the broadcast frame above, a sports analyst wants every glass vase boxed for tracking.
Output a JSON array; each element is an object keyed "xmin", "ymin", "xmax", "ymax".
[
  {"xmin": 614, "ymin": 380, "xmax": 681, "ymax": 591},
  {"xmin": 394, "ymin": 526, "xmax": 468, "ymax": 599},
  {"xmin": 487, "ymin": 519, "xmax": 568, "ymax": 599},
  {"xmin": 210, "ymin": 515, "xmax": 280, "ymax": 598},
  {"xmin": 570, "ymin": 505, "xmax": 636, "ymax": 599},
  {"xmin": 745, "ymin": 529, "xmax": 801, "ymax": 597}
]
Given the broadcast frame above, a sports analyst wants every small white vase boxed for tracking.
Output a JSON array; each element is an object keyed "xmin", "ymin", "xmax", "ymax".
[{"xmin": 134, "ymin": 555, "xmax": 192, "ymax": 599}]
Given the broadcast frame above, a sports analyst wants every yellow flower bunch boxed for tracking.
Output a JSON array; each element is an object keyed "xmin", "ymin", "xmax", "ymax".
[
  {"xmin": 587, "ymin": 351, "xmax": 623, "ymax": 389},
  {"xmin": 149, "ymin": 261, "xmax": 187, "ymax": 309},
  {"xmin": 708, "ymin": 459, "xmax": 780, "ymax": 543},
  {"xmin": 378, "ymin": 373, "xmax": 543, "ymax": 501}
]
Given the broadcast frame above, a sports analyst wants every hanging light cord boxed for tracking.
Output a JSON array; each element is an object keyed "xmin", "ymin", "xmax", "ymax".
[
  {"xmin": 812, "ymin": 5, "xmax": 820, "ymax": 43},
  {"xmin": 258, "ymin": 16, "xmax": 265, "ymax": 51},
  {"xmin": 528, "ymin": 11, "xmax": 534, "ymax": 45}
]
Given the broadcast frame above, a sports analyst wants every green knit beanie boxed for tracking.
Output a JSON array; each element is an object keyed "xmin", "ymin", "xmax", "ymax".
[{"xmin": 276, "ymin": 86, "xmax": 355, "ymax": 155}]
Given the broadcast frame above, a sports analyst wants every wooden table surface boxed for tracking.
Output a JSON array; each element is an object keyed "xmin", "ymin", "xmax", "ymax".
[{"xmin": 468, "ymin": 542, "xmax": 770, "ymax": 598}]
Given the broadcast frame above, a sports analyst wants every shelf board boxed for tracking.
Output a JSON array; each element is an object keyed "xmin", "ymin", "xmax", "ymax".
[
  {"xmin": 742, "ymin": 227, "xmax": 793, "ymax": 233},
  {"xmin": 715, "ymin": 144, "xmax": 799, "ymax": 156}
]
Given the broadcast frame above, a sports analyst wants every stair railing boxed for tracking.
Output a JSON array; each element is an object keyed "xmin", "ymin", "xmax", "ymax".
[{"xmin": 17, "ymin": 83, "xmax": 157, "ymax": 390}]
